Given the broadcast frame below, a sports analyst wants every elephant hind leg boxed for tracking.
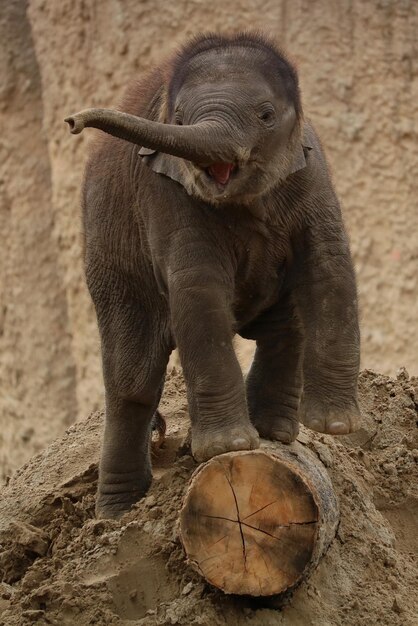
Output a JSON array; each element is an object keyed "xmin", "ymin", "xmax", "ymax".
[
  {"xmin": 97, "ymin": 390, "xmax": 166, "ymax": 519},
  {"xmin": 242, "ymin": 296, "xmax": 303, "ymax": 445},
  {"xmin": 292, "ymin": 222, "xmax": 361, "ymax": 437}
]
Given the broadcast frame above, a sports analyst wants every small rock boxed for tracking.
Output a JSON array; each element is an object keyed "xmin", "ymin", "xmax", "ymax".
[
  {"xmin": 382, "ymin": 462, "xmax": 397, "ymax": 476},
  {"xmin": 9, "ymin": 521, "xmax": 50, "ymax": 556},
  {"xmin": 178, "ymin": 455, "xmax": 196, "ymax": 470},
  {"xmin": 144, "ymin": 495, "xmax": 156, "ymax": 508},
  {"xmin": 313, "ymin": 442, "xmax": 334, "ymax": 467},
  {"xmin": 384, "ymin": 554, "xmax": 396, "ymax": 568},
  {"xmin": 143, "ymin": 521, "xmax": 153, "ymax": 533},
  {"xmin": 182, "ymin": 582, "xmax": 193, "ymax": 595},
  {"xmin": 0, "ymin": 583, "xmax": 13, "ymax": 600},
  {"xmin": 396, "ymin": 367, "xmax": 409, "ymax": 381},
  {"xmin": 392, "ymin": 595, "xmax": 405, "ymax": 614},
  {"xmin": 148, "ymin": 506, "xmax": 163, "ymax": 520},
  {"xmin": 296, "ymin": 431, "xmax": 310, "ymax": 445},
  {"xmin": 21, "ymin": 610, "xmax": 45, "ymax": 621},
  {"xmin": 357, "ymin": 449, "xmax": 371, "ymax": 468}
]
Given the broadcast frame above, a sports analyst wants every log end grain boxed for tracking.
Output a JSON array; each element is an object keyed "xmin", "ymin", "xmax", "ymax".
[{"xmin": 180, "ymin": 448, "xmax": 336, "ymax": 596}]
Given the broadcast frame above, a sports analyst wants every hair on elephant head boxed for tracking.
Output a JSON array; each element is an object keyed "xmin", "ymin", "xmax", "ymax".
[{"xmin": 66, "ymin": 32, "xmax": 308, "ymax": 205}]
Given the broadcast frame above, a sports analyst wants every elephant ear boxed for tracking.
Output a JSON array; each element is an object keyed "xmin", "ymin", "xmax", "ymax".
[
  {"xmin": 138, "ymin": 147, "xmax": 156, "ymax": 157},
  {"xmin": 139, "ymin": 149, "xmax": 194, "ymax": 195},
  {"xmin": 288, "ymin": 143, "xmax": 312, "ymax": 176},
  {"xmin": 138, "ymin": 83, "xmax": 194, "ymax": 193}
]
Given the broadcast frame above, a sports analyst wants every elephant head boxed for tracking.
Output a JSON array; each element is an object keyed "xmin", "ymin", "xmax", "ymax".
[{"xmin": 66, "ymin": 33, "xmax": 306, "ymax": 205}]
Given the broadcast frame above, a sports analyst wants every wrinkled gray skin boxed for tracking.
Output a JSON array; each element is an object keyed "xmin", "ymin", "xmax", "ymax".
[{"xmin": 66, "ymin": 34, "xmax": 361, "ymax": 519}]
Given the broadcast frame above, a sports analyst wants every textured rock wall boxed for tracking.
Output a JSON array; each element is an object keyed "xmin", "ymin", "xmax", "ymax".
[
  {"xmin": 0, "ymin": 1, "xmax": 76, "ymax": 477},
  {"xmin": 1, "ymin": 0, "xmax": 417, "ymax": 478}
]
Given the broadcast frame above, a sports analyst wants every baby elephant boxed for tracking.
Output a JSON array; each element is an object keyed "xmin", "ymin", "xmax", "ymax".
[{"xmin": 66, "ymin": 32, "xmax": 361, "ymax": 519}]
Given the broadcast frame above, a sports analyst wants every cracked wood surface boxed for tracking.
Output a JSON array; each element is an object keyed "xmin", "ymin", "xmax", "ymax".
[{"xmin": 180, "ymin": 445, "xmax": 339, "ymax": 596}]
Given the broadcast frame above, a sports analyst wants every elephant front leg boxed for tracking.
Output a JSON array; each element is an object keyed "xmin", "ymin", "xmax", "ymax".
[
  {"xmin": 295, "ymin": 228, "xmax": 361, "ymax": 435},
  {"xmin": 243, "ymin": 297, "xmax": 303, "ymax": 444},
  {"xmin": 170, "ymin": 276, "xmax": 259, "ymax": 462},
  {"xmin": 89, "ymin": 269, "xmax": 171, "ymax": 519}
]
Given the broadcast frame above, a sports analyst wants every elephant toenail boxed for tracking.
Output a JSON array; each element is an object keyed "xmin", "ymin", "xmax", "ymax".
[
  {"xmin": 328, "ymin": 421, "xmax": 350, "ymax": 435},
  {"xmin": 209, "ymin": 443, "xmax": 226, "ymax": 457},
  {"xmin": 309, "ymin": 419, "xmax": 324, "ymax": 432},
  {"xmin": 273, "ymin": 430, "xmax": 292, "ymax": 444},
  {"xmin": 231, "ymin": 437, "xmax": 251, "ymax": 450}
]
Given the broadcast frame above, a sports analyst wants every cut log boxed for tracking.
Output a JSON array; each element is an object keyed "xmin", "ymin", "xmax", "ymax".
[{"xmin": 180, "ymin": 442, "xmax": 339, "ymax": 596}]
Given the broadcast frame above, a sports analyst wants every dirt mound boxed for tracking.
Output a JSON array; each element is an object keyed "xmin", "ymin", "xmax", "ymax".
[
  {"xmin": 0, "ymin": 369, "xmax": 417, "ymax": 625},
  {"xmin": 2, "ymin": 0, "xmax": 418, "ymax": 482}
]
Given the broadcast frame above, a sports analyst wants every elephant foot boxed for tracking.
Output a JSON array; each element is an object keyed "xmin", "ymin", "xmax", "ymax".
[
  {"xmin": 191, "ymin": 421, "xmax": 260, "ymax": 463},
  {"xmin": 301, "ymin": 399, "xmax": 361, "ymax": 435},
  {"xmin": 95, "ymin": 468, "xmax": 152, "ymax": 519},
  {"xmin": 252, "ymin": 414, "xmax": 299, "ymax": 444}
]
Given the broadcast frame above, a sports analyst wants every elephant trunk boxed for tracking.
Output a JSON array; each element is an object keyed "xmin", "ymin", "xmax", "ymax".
[{"xmin": 65, "ymin": 108, "xmax": 249, "ymax": 165}]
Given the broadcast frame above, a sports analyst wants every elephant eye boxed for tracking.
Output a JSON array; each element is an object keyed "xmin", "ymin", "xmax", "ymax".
[
  {"xmin": 174, "ymin": 110, "xmax": 183, "ymax": 125},
  {"xmin": 258, "ymin": 104, "xmax": 276, "ymax": 126}
]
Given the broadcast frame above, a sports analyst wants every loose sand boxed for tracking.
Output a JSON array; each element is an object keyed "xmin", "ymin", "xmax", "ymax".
[{"xmin": 0, "ymin": 368, "xmax": 416, "ymax": 625}]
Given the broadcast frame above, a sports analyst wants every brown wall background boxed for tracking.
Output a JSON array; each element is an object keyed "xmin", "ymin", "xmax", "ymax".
[{"xmin": 1, "ymin": 0, "xmax": 417, "ymax": 479}]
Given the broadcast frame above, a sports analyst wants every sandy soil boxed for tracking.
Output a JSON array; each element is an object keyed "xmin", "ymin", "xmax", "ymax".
[{"xmin": 0, "ymin": 368, "xmax": 416, "ymax": 625}]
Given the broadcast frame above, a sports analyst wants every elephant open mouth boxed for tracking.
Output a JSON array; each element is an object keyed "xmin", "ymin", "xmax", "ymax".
[{"xmin": 205, "ymin": 162, "xmax": 237, "ymax": 186}]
